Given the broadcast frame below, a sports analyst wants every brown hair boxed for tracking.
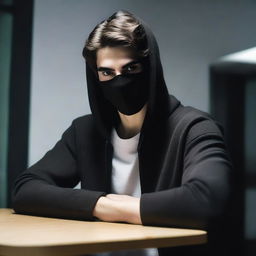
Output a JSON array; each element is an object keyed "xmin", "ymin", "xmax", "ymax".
[{"xmin": 82, "ymin": 10, "xmax": 149, "ymax": 70}]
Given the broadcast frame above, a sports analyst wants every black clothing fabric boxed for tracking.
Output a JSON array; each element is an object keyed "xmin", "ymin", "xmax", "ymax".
[
  {"xmin": 12, "ymin": 14, "xmax": 233, "ymax": 256},
  {"xmin": 99, "ymin": 71, "xmax": 149, "ymax": 115}
]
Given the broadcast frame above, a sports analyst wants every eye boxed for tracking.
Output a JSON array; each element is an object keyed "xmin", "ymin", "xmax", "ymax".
[
  {"xmin": 125, "ymin": 63, "xmax": 142, "ymax": 73},
  {"xmin": 102, "ymin": 70, "xmax": 113, "ymax": 76},
  {"xmin": 127, "ymin": 65, "xmax": 136, "ymax": 71}
]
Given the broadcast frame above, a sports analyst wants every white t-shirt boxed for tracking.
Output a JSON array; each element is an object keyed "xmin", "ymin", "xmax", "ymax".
[
  {"xmin": 111, "ymin": 127, "xmax": 141, "ymax": 197},
  {"xmin": 94, "ymin": 128, "xmax": 158, "ymax": 256}
]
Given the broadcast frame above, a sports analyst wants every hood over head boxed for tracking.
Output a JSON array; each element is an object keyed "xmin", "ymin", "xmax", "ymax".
[{"xmin": 83, "ymin": 10, "xmax": 179, "ymax": 140}]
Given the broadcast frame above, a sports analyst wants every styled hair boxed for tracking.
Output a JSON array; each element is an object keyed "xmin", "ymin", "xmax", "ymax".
[{"xmin": 82, "ymin": 10, "xmax": 149, "ymax": 70}]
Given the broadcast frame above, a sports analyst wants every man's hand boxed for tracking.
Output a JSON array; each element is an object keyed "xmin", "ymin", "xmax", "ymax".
[{"xmin": 93, "ymin": 194, "xmax": 142, "ymax": 225}]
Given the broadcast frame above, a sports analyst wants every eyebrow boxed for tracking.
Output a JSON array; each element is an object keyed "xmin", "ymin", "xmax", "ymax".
[{"xmin": 97, "ymin": 60, "xmax": 140, "ymax": 72}]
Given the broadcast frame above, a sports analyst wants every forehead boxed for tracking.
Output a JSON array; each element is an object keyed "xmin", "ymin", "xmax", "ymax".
[{"xmin": 96, "ymin": 47, "xmax": 137, "ymax": 68}]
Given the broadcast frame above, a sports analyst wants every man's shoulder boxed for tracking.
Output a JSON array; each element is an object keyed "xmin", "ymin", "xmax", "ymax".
[
  {"xmin": 71, "ymin": 114, "xmax": 94, "ymax": 127},
  {"xmin": 169, "ymin": 104, "xmax": 212, "ymax": 124},
  {"xmin": 167, "ymin": 94, "xmax": 213, "ymax": 123},
  {"xmin": 168, "ymin": 104, "xmax": 224, "ymax": 139},
  {"xmin": 68, "ymin": 114, "xmax": 97, "ymax": 135},
  {"xmin": 65, "ymin": 113, "xmax": 105, "ymax": 143}
]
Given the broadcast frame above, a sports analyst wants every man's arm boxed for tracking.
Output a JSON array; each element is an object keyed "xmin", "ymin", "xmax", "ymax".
[
  {"xmin": 139, "ymin": 121, "xmax": 233, "ymax": 229},
  {"xmin": 12, "ymin": 119, "xmax": 106, "ymax": 220}
]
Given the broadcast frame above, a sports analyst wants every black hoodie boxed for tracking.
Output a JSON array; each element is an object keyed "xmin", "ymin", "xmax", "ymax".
[{"xmin": 12, "ymin": 13, "xmax": 233, "ymax": 256}]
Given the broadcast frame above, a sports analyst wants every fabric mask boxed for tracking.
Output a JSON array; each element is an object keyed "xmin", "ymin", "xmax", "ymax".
[{"xmin": 98, "ymin": 72, "xmax": 149, "ymax": 115}]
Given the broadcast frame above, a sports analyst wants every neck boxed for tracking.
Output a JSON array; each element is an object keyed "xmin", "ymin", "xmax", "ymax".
[{"xmin": 117, "ymin": 103, "xmax": 147, "ymax": 139}]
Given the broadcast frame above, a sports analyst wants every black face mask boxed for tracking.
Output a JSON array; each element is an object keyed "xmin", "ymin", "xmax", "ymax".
[{"xmin": 98, "ymin": 72, "xmax": 149, "ymax": 115}]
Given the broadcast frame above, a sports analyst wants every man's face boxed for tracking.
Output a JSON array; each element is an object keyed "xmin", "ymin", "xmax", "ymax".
[{"xmin": 96, "ymin": 46, "xmax": 143, "ymax": 81}]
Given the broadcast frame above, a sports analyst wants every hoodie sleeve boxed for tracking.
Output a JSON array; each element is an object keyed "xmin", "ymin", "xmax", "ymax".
[
  {"xmin": 140, "ymin": 120, "xmax": 233, "ymax": 230},
  {"xmin": 12, "ymin": 119, "xmax": 106, "ymax": 220}
]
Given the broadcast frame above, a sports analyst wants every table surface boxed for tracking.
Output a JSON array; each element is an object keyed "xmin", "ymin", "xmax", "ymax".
[{"xmin": 0, "ymin": 208, "xmax": 207, "ymax": 256}]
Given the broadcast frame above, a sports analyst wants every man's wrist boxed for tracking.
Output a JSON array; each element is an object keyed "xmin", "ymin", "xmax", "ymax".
[
  {"xmin": 92, "ymin": 195, "xmax": 142, "ymax": 224},
  {"xmin": 123, "ymin": 198, "xmax": 141, "ymax": 224},
  {"xmin": 93, "ymin": 196, "xmax": 121, "ymax": 222},
  {"xmin": 92, "ymin": 196, "xmax": 108, "ymax": 219},
  {"xmin": 112, "ymin": 196, "xmax": 141, "ymax": 224}
]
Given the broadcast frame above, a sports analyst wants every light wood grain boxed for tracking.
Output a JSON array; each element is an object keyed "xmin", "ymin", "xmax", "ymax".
[{"xmin": 0, "ymin": 208, "xmax": 207, "ymax": 256}]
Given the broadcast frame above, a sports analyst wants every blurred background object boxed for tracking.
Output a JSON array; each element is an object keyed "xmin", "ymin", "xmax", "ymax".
[{"xmin": 210, "ymin": 47, "xmax": 256, "ymax": 256}]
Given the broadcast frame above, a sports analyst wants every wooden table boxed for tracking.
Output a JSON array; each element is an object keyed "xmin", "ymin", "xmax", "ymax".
[{"xmin": 0, "ymin": 208, "xmax": 207, "ymax": 256}]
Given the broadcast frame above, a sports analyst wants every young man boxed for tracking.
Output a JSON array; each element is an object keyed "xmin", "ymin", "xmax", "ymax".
[{"xmin": 12, "ymin": 10, "xmax": 233, "ymax": 256}]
